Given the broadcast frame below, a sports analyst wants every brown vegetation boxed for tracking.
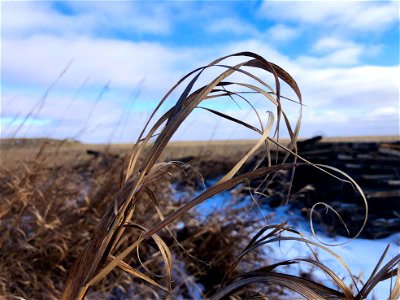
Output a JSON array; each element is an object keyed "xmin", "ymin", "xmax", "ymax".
[{"xmin": 1, "ymin": 52, "xmax": 399, "ymax": 299}]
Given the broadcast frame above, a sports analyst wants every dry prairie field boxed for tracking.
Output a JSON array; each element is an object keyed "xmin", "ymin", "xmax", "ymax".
[
  {"xmin": 1, "ymin": 53, "xmax": 399, "ymax": 299},
  {"xmin": 1, "ymin": 136, "xmax": 397, "ymax": 169}
]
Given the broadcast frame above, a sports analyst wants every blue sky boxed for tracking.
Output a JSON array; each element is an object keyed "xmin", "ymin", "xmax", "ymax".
[{"xmin": 1, "ymin": 0, "xmax": 399, "ymax": 143}]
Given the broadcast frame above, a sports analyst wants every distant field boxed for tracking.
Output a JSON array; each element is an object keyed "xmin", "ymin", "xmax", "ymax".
[{"xmin": 1, "ymin": 136, "xmax": 398, "ymax": 169}]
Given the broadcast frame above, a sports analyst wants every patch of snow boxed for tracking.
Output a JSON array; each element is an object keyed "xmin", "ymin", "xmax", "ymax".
[{"xmin": 172, "ymin": 181, "xmax": 399, "ymax": 299}]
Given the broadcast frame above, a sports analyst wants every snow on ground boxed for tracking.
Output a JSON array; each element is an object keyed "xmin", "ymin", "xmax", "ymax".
[
  {"xmin": 266, "ymin": 205, "xmax": 399, "ymax": 300},
  {"xmin": 173, "ymin": 180, "xmax": 399, "ymax": 299}
]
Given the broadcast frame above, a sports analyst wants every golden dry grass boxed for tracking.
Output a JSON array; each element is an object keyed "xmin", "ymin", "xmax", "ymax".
[
  {"xmin": 2, "ymin": 135, "xmax": 397, "ymax": 169},
  {"xmin": 1, "ymin": 52, "xmax": 398, "ymax": 300}
]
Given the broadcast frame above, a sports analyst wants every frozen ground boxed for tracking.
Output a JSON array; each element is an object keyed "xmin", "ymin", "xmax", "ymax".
[
  {"xmin": 174, "ymin": 181, "xmax": 399, "ymax": 299},
  {"xmin": 265, "ymin": 205, "xmax": 399, "ymax": 300}
]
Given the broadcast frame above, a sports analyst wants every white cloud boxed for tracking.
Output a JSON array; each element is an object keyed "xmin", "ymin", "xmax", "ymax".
[
  {"xmin": 65, "ymin": 1, "xmax": 172, "ymax": 35},
  {"xmin": 259, "ymin": 0, "xmax": 399, "ymax": 33},
  {"xmin": 296, "ymin": 65, "xmax": 398, "ymax": 108},
  {"xmin": 313, "ymin": 37, "xmax": 353, "ymax": 53},
  {"xmin": 297, "ymin": 47, "xmax": 365, "ymax": 67},
  {"xmin": 296, "ymin": 37, "xmax": 383, "ymax": 67},
  {"xmin": 266, "ymin": 24, "xmax": 300, "ymax": 43},
  {"xmin": 226, "ymin": 40, "xmax": 293, "ymax": 66},
  {"xmin": 206, "ymin": 18, "xmax": 258, "ymax": 35},
  {"xmin": 1, "ymin": 1, "xmax": 172, "ymax": 38},
  {"xmin": 2, "ymin": 2, "xmax": 63, "ymax": 36},
  {"xmin": 369, "ymin": 106, "xmax": 398, "ymax": 117},
  {"xmin": 2, "ymin": 35, "xmax": 207, "ymax": 95}
]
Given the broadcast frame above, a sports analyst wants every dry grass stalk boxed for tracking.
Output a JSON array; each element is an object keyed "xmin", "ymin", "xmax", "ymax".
[
  {"xmin": 61, "ymin": 52, "xmax": 305, "ymax": 299},
  {"xmin": 2, "ymin": 51, "xmax": 397, "ymax": 299},
  {"xmin": 62, "ymin": 52, "xmax": 399, "ymax": 300}
]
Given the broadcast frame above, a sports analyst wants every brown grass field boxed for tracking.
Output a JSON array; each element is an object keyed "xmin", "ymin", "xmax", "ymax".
[{"xmin": 1, "ymin": 135, "xmax": 397, "ymax": 169}]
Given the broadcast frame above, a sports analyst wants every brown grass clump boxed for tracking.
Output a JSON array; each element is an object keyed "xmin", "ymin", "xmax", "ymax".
[
  {"xmin": 0, "ymin": 149, "xmax": 187, "ymax": 299},
  {"xmin": 0, "ymin": 151, "xmax": 122, "ymax": 298},
  {"xmin": 1, "ymin": 52, "xmax": 399, "ymax": 299},
  {"xmin": 59, "ymin": 51, "xmax": 303, "ymax": 299}
]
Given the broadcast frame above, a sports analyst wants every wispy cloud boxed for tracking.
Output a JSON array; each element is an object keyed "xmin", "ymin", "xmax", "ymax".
[
  {"xmin": 313, "ymin": 37, "xmax": 356, "ymax": 53},
  {"xmin": 1, "ymin": 1, "xmax": 398, "ymax": 142},
  {"xmin": 266, "ymin": 24, "xmax": 300, "ymax": 43},
  {"xmin": 260, "ymin": 0, "xmax": 399, "ymax": 33},
  {"xmin": 2, "ymin": 1, "xmax": 173, "ymax": 38},
  {"xmin": 3, "ymin": 35, "xmax": 205, "ymax": 94},
  {"xmin": 206, "ymin": 18, "xmax": 258, "ymax": 35}
]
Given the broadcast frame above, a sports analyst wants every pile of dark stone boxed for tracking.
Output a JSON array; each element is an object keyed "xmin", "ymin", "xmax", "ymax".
[{"xmin": 256, "ymin": 137, "xmax": 400, "ymax": 239}]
